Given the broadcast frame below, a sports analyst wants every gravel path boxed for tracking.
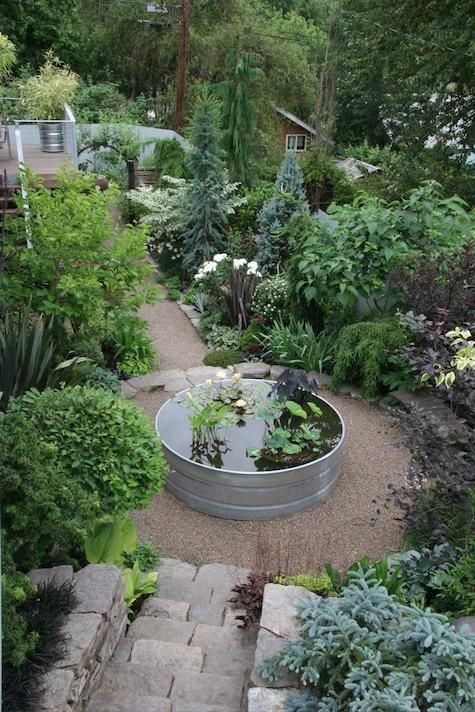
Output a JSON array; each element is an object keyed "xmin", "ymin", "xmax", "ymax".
[
  {"xmin": 134, "ymin": 387, "xmax": 409, "ymax": 573},
  {"xmin": 139, "ymin": 292, "xmax": 207, "ymax": 371}
]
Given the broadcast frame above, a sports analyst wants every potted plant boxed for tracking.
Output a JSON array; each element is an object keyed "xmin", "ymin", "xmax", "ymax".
[{"xmin": 19, "ymin": 52, "xmax": 79, "ymax": 153}]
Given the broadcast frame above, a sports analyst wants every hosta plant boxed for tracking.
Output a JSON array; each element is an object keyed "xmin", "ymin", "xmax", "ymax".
[
  {"xmin": 84, "ymin": 516, "xmax": 138, "ymax": 565},
  {"xmin": 260, "ymin": 567, "xmax": 475, "ymax": 711},
  {"xmin": 122, "ymin": 562, "xmax": 158, "ymax": 619}
]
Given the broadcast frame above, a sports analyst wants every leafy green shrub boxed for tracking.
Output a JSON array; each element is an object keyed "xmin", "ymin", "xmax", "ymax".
[
  {"xmin": 2, "ymin": 170, "xmax": 155, "ymax": 336},
  {"xmin": 206, "ymin": 324, "xmax": 241, "ymax": 351},
  {"xmin": 252, "ymin": 273, "xmax": 290, "ymax": 323},
  {"xmin": 274, "ymin": 572, "xmax": 336, "ymax": 596},
  {"xmin": 264, "ymin": 317, "xmax": 336, "ymax": 374},
  {"xmin": 203, "ymin": 349, "xmax": 244, "ymax": 367},
  {"xmin": 198, "ymin": 308, "xmax": 225, "ymax": 338},
  {"xmin": 124, "ymin": 540, "xmax": 160, "ymax": 572},
  {"xmin": 331, "ymin": 317, "xmax": 409, "ymax": 397},
  {"xmin": 260, "ymin": 567, "xmax": 475, "ymax": 711},
  {"xmin": 160, "ymin": 275, "xmax": 181, "ymax": 301},
  {"xmin": 0, "ymin": 410, "xmax": 97, "ymax": 570},
  {"xmin": 107, "ymin": 313, "xmax": 156, "ymax": 376},
  {"xmin": 288, "ymin": 182, "xmax": 473, "ymax": 322},
  {"xmin": 8, "ymin": 386, "xmax": 167, "ymax": 515}
]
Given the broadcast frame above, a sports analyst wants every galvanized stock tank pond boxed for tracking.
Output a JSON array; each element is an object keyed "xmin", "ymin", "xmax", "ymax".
[{"xmin": 155, "ymin": 378, "xmax": 345, "ymax": 520}]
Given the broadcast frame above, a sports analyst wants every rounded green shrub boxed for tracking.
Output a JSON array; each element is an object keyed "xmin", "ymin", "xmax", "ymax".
[
  {"xmin": 203, "ymin": 349, "xmax": 244, "ymax": 367},
  {"xmin": 0, "ymin": 410, "xmax": 97, "ymax": 570},
  {"xmin": 241, "ymin": 319, "xmax": 265, "ymax": 352},
  {"xmin": 9, "ymin": 386, "xmax": 167, "ymax": 515}
]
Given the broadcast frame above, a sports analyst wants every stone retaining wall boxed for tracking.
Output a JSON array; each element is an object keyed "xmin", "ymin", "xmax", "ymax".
[{"xmin": 28, "ymin": 564, "xmax": 126, "ymax": 712}]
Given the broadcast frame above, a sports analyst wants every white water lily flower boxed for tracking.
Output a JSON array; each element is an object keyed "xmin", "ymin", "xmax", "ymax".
[
  {"xmin": 213, "ymin": 253, "xmax": 228, "ymax": 263},
  {"xmin": 205, "ymin": 379, "xmax": 213, "ymax": 386},
  {"xmin": 235, "ymin": 399, "xmax": 247, "ymax": 408},
  {"xmin": 233, "ymin": 258, "xmax": 247, "ymax": 269},
  {"xmin": 186, "ymin": 391, "xmax": 193, "ymax": 400},
  {"xmin": 232, "ymin": 372, "xmax": 243, "ymax": 382}
]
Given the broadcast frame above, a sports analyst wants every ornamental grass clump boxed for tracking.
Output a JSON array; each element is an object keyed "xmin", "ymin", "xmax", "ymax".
[{"xmin": 260, "ymin": 567, "xmax": 475, "ymax": 711}]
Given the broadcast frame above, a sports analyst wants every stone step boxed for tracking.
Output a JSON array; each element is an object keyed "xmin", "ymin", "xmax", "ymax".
[
  {"xmin": 170, "ymin": 670, "xmax": 245, "ymax": 708},
  {"xmin": 131, "ymin": 639, "xmax": 204, "ymax": 671},
  {"xmin": 139, "ymin": 597, "xmax": 190, "ymax": 622},
  {"xmin": 91, "ymin": 663, "xmax": 173, "ymax": 698},
  {"xmin": 86, "ymin": 690, "xmax": 171, "ymax": 712},
  {"xmin": 190, "ymin": 622, "xmax": 257, "ymax": 651},
  {"xmin": 173, "ymin": 703, "xmax": 242, "ymax": 712},
  {"xmin": 128, "ymin": 617, "xmax": 196, "ymax": 644}
]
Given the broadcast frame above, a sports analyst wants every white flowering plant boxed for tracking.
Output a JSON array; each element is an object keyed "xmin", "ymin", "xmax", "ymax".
[
  {"xmin": 194, "ymin": 254, "xmax": 262, "ymax": 330},
  {"xmin": 252, "ymin": 273, "xmax": 290, "ymax": 324},
  {"xmin": 128, "ymin": 176, "xmax": 246, "ymax": 269}
]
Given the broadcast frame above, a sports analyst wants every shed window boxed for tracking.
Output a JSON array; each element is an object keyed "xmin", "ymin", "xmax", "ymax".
[{"xmin": 286, "ymin": 134, "xmax": 307, "ymax": 152}]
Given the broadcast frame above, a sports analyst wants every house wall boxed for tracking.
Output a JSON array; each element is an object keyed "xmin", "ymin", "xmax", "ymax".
[{"xmin": 277, "ymin": 117, "xmax": 312, "ymax": 152}]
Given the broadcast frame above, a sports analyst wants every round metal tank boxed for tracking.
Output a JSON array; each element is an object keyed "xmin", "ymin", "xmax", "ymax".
[
  {"xmin": 156, "ymin": 379, "xmax": 345, "ymax": 520},
  {"xmin": 39, "ymin": 123, "xmax": 64, "ymax": 153}
]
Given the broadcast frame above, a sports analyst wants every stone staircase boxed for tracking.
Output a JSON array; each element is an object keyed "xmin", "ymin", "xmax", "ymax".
[{"xmin": 87, "ymin": 559, "xmax": 257, "ymax": 712}]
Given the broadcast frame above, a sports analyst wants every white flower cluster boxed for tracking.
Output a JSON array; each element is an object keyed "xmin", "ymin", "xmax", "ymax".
[
  {"xmin": 194, "ymin": 254, "xmax": 262, "ymax": 280},
  {"xmin": 194, "ymin": 260, "xmax": 218, "ymax": 280}
]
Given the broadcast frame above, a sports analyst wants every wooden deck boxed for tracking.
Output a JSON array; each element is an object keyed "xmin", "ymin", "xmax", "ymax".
[{"xmin": 0, "ymin": 142, "xmax": 73, "ymax": 182}]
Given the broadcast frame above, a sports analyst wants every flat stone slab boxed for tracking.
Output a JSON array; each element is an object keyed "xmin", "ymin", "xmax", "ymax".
[
  {"xmin": 170, "ymin": 670, "xmax": 245, "ymax": 708},
  {"xmin": 190, "ymin": 623, "xmax": 254, "ymax": 651},
  {"xmin": 157, "ymin": 579, "xmax": 212, "ymax": 604},
  {"xmin": 127, "ymin": 618, "xmax": 196, "ymax": 644},
  {"xmin": 194, "ymin": 563, "xmax": 250, "ymax": 605},
  {"xmin": 202, "ymin": 643, "xmax": 255, "ymax": 676},
  {"xmin": 131, "ymin": 639, "xmax": 204, "ymax": 671},
  {"xmin": 163, "ymin": 376, "xmax": 193, "ymax": 393},
  {"xmin": 73, "ymin": 565, "xmax": 124, "ymax": 616},
  {"xmin": 111, "ymin": 638, "xmax": 133, "ymax": 662},
  {"xmin": 87, "ymin": 691, "xmax": 172, "ymax": 712},
  {"xmin": 126, "ymin": 372, "xmax": 167, "ymax": 392},
  {"xmin": 139, "ymin": 597, "xmax": 190, "ymax": 622},
  {"xmin": 120, "ymin": 380, "xmax": 137, "ymax": 399},
  {"xmin": 392, "ymin": 389, "xmax": 466, "ymax": 436},
  {"xmin": 260, "ymin": 583, "xmax": 316, "ymax": 639},
  {"xmin": 95, "ymin": 663, "xmax": 173, "ymax": 698},
  {"xmin": 269, "ymin": 365, "xmax": 286, "ymax": 380},
  {"xmin": 251, "ymin": 629, "xmax": 297, "ymax": 688},
  {"xmin": 189, "ymin": 603, "xmax": 224, "ymax": 626},
  {"xmin": 38, "ymin": 668, "xmax": 75, "ymax": 709},
  {"xmin": 29, "ymin": 565, "xmax": 73, "ymax": 588},
  {"xmin": 186, "ymin": 366, "xmax": 233, "ymax": 385},
  {"xmin": 179, "ymin": 303, "xmax": 200, "ymax": 318},
  {"xmin": 454, "ymin": 616, "xmax": 475, "ymax": 636},
  {"xmin": 233, "ymin": 362, "xmax": 270, "ymax": 379},
  {"xmin": 173, "ymin": 704, "xmax": 241, "ymax": 712},
  {"xmin": 55, "ymin": 613, "xmax": 102, "ymax": 670},
  {"xmin": 248, "ymin": 687, "xmax": 296, "ymax": 712},
  {"xmin": 159, "ymin": 558, "xmax": 197, "ymax": 582}
]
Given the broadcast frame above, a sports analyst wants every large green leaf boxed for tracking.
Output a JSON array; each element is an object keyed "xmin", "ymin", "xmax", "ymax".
[{"xmin": 84, "ymin": 516, "xmax": 138, "ymax": 564}]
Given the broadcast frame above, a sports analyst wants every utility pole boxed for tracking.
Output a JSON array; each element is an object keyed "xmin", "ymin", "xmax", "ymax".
[{"xmin": 175, "ymin": 0, "xmax": 189, "ymax": 133}]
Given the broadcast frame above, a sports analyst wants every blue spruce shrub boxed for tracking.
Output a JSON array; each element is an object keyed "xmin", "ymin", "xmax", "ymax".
[
  {"xmin": 260, "ymin": 567, "xmax": 475, "ymax": 711},
  {"xmin": 255, "ymin": 152, "xmax": 309, "ymax": 275}
]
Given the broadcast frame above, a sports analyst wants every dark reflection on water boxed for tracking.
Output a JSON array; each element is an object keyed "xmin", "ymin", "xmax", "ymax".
[{"xmin": 156, "ymin": 380, "xmax": 343, "ymax": 473}]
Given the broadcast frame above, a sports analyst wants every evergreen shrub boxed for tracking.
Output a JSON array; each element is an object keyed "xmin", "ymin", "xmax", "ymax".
[{"xmin": 260, "ymin": 567, "xmax": 475, "ymax": 711}]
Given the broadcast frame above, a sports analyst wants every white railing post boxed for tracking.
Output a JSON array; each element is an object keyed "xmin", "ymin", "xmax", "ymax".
[
  {"xmin": 14, "ymin": 122, "xmax": 32, "ymax": 249},
  {"xmin": 64, "ymin": 102, "xmax": 78, "ymax": 167}
]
